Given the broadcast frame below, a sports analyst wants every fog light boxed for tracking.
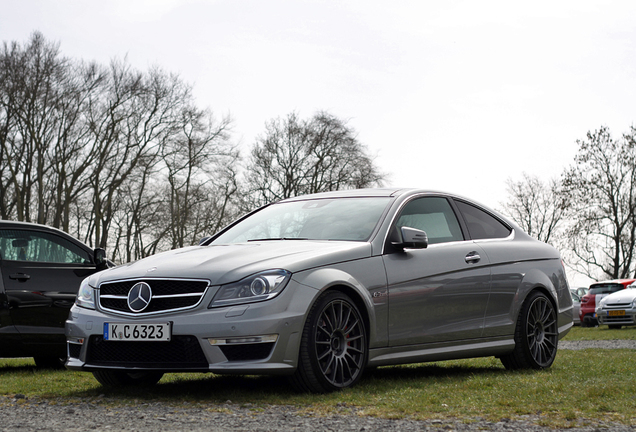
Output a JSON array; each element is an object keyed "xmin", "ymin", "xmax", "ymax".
[{"xmin": 208, "ymin": 334, "xmax": 278, "ymax": 345}]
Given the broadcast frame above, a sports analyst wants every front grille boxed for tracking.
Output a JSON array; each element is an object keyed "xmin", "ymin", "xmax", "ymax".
[
  {"xmin": 219, "ymin": 343, "xmax": 275, "ymax": 361},
  {"xmin": 98, "ymin": 279, "xmax": 209, "ymax": 315},
  {"xmin": 86, "ymin": 335, "xmax": 208, "ymax": 368}
]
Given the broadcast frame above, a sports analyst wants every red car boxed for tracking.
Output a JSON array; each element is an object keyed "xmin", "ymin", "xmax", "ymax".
[{"xmin": 580, "ymin": 279, "xmax": 636, "ymax": 327}]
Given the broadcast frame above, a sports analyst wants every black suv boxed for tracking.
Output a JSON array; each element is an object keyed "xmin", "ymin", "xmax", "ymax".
[{"xmin": 0, "ymin": 221, "xmax": 109, "ymax": 367}]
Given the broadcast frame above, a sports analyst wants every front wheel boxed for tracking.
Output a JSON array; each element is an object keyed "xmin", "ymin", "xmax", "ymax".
[
  {"xmin": 92, "ymin": 370, "xmax": 164, "ymax": 388},
  {"xmin": 290, "ymin": 291, "xmax": 367, "ymax": 393},
  {"xmin": 500, "ymin": 291, "xmax": 558, "ymax": 370}
]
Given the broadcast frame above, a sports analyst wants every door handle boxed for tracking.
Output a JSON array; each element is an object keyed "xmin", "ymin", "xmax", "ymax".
[
  {"xmin": 465, "ymin": 252, "xmax": 481, "ymax": 264},
  {"xmin": 9, "ymin": 273, "xmax": 31, "ymax": 281}
]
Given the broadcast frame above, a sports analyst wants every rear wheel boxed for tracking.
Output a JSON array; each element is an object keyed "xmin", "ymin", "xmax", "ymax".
[
  {"xmin": 290, "ymin": 291, "xmax": 367, "ymax": 393},
  {"xmin": 92, "ymin": 370, "xmax": 164, "ymax": 388},
  {"xmin": 500, "ymin": 291, "xmax": 558, "ymax": 370}
]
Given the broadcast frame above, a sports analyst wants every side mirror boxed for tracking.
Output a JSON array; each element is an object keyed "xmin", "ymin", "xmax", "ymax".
[
  {"xmin": 94, "ymin": 248, "xmax": 107, "ymax": 269},
  {"xmin": 392, "ymin": 227, "xmax": 428, "ymax": 250}
]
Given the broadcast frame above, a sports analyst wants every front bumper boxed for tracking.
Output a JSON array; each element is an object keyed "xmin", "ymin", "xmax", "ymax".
[
  {"xmin": 65, "ymin": 282, "xmax": 317, "ymax": 375},
  {"xmin": 596, "ymin": 306, "xmax": 636, "ymax": 326}
]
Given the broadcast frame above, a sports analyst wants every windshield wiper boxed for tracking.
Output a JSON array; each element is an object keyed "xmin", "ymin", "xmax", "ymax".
[{"xmin": 247, "ymin": 237, "xmax": 309, "ymax": 242}]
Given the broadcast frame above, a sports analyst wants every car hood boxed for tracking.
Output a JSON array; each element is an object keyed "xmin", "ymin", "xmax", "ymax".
[
  {"xmin": 90, "ymin": 241, "xmax": 372, "ymax": 287},
  {"xmin": 602, "ymin": 289, "xmax": 636, "ymax": 305}
]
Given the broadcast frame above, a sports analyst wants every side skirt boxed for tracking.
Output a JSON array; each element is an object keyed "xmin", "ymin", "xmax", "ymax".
[{"xmin": 368, "ymin": 337, "xmax": 515, "ymax": 367}]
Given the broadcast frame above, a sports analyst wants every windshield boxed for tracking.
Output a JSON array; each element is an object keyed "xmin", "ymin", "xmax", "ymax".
[{"xmin": 211, "ymin": 197, "xmax": 391, "ymax": 244}]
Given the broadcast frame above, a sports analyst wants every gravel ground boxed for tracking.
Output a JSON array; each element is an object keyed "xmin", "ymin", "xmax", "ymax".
[
  {"xmin": 1, "ymin": 340, "xmax": 633, "ymax": 432},
  {"xmin": 559, "ymin": 339, "xmax": 636, "ymax": 350}
]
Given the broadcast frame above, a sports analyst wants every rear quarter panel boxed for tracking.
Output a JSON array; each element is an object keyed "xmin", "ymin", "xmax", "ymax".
[{"xmin": 476, "ymin": 236, "xmax": 572, "ymax": 339}]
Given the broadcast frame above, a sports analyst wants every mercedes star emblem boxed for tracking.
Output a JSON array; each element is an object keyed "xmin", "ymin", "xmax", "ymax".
[{"xmin": 127, "ymin": 282, "xmax": 152, "ymax": 312}]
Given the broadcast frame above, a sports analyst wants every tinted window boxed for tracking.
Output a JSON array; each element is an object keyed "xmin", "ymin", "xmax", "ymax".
[
  {"xmin": 455, "ymin": 201, "xmax": 511, "ymax": 240},
  {"xmin": 0, "ymin": 229, "xmax": 91, "ymax": 264},
  {"xmin": 395, "ymin": 197, "xmax": 463, "ymax": 245},
  {"xmin": 589, "ymin": 284, "xmax": 624, "ymax": 295}
]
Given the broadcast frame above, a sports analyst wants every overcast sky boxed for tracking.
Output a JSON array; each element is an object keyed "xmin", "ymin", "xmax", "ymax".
[{"xmin": 2, "ymin": 0, "xmax": 635, "ymax": 210}]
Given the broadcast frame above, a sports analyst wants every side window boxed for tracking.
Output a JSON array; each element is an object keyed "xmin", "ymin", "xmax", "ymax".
[
  {"xmin": 454, "ymin": 201, "xmax": 511, "ymax": 240},
  {"xmin": 0, "ymin": 229, "xmax": 91, "ymax": 264},
  {"xmin": 395, "ymin": 197, "xmax": 464, "ymax": 245}
]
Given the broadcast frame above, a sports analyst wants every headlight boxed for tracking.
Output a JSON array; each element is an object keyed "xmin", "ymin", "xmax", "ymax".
[
  {"xmin": 75, "ymin": 277, "xmax": 96, "ymax": 309},
  {"xmin": 209, "ymin": 270, "xmax": 291, "ymax": 308}
]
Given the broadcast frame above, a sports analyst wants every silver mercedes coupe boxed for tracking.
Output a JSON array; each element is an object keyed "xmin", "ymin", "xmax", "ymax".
[{"xmin": 65, "ymin": 188, "xmax": 573, "ymax": 392}]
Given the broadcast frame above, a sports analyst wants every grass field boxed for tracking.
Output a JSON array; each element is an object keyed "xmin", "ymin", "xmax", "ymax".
[{"xmin": 1, "ymin": 325, "xmax": 635, "ymax": 428}]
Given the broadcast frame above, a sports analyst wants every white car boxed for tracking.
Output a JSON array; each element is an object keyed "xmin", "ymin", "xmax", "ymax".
[{"xmin": 596, "ymin": 283, "xmax": 636, "ymax": 329}]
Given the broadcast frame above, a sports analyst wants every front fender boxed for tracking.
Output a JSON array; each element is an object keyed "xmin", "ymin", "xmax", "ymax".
[{"xmin": 291, "ymin": 256, "xmax": 388, "ymax": 348}]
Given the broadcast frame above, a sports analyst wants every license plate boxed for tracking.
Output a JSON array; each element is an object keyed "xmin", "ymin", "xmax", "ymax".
[
  {"xmin": 608, "ymin": 310, "xmax": 626, "ymax": 317},
  {"xmin": 104, "ymin": 322, "xmax": 171, "ymax": 341}
]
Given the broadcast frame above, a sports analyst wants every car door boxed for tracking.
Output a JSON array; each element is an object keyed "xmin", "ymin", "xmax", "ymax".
[
  {"xmin": 452, "ymin": 200, "xmax": 519, "ymax": 338},
  {"xmin": 383, "ymin": 196, "xmax": 492, "ymax": 346},
  {"xmin": 0, "ymin": 227, "xmax": 97, "ymax": 344},
  {"xmin": 0, "ymin": 265, "xmax": 23, "ymax": 357}
]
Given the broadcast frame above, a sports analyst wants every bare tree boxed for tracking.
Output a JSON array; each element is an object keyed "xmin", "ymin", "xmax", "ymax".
[
  {"xmin": 499, "ymin": 173, "xmax": 567, "ymax": 244},
  {"xmin": 244, "ymin": 111, "xmax": 385, "ymax": 209},
  {"xmin": 84, "ymin": 62, "xmax": 182, "ymax": 249},
  {"xmin": 0, "ymin": 32, "xmax": 104, "ymax": 230},
  {"xmin": 561, "ymin": 126, "xmax": 636, "ymax": 280},
  {"xmin": 1, "ymin": 33, "xmax": 241, "ymax": 263},
  {"xmin": 160, "ymin": 107, "xmax": 238, "ymax": 250}
]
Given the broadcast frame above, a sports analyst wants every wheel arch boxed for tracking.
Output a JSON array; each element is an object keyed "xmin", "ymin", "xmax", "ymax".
[
  {"xmin": 511, "ymin": 265, "xmax": 573, "ymax": 339},
  {"xmin": 322, "ymin": 283, "xmax": 371, "ymax": 344},
  {"xmin": 515, "ymin": 268, "xmax": 560, "ymax": 316},
  {"xmin": 292, "ymin": 266, "xmax": 378, "ymax": 347}
]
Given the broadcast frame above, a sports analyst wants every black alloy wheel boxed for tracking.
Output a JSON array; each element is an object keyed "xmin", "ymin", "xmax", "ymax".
[
  {"xmin": 500, "ymin": 291, "xmax": 558, "ymax": 370},
  {"xmin": 290, "ymin": 291, "xmax": 367, "ymax": 393}
]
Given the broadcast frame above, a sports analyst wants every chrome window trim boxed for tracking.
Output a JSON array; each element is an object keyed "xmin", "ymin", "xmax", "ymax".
[{"xmin": 380, "ymin": 192, "xmax": 468, "ymax": 255}]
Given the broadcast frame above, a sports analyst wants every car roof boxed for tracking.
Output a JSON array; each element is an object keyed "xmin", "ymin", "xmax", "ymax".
[
  {"xmin": 280, "ymin": 188, "xmax": 413, "ymax": 201},
  {"xmin": 590, "ymin": 279, "xmax": 636, "ymax": 287},
  {"xmin": 280, "ymin": 188, "xmax": 485, "ymax": 202},
  {"xmin": 0, "ymin": 220, "xmax": 64, "ymax": 231}
]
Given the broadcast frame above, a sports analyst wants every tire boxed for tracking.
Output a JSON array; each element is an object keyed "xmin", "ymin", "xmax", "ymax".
[
  {"xmin": 500, "ymin": 291, "xmax": 558, "ymax": 370},
  {"xmin": 34, "ymin": 356, "xmax": 66, "ymax": 369},
  {"xmin": 92, "ymin": 370, "xmax": 164, "ymax": 388},
  {"xmin": 290, "ymin": 291, "xmax": 367, "ymax": 393}
]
